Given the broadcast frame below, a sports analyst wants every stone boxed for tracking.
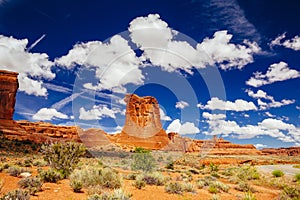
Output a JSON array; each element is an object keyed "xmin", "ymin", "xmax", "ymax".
[
  {"xmin": 19, "ymin": 172, "xmax": 32, "ymax": 178},
  {"xmin": 0, "ymin": 70, "xmax": 18, "ymax": 120},
  {"xmin": 122, "ymin": 94, "xmax": 162, "ymax": 138}
]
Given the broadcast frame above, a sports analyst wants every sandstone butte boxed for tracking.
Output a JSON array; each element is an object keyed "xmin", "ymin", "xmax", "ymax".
[{"xmin": 0, "ymin": 69, "xmax": 296, "ymax": 155}]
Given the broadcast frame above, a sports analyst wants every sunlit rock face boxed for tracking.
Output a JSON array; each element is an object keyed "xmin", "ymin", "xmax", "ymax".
[
  {"xmin": 122, "ymin": 94, "xmax": 162, "ymax": 138},
  {"xmin": 0, "ymin": 70, "xmax": 18, "ymax": 120}
]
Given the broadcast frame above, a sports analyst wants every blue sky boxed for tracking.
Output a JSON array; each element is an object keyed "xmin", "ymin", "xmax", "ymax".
[{"xmin": 0, "ymin": 0, "xmax": 299, "ymax": 148}]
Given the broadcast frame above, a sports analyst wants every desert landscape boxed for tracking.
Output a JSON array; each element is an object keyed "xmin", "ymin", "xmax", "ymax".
[{"xmin": 1, "ymin": 70, "xmax": 300, "ymax": 200}]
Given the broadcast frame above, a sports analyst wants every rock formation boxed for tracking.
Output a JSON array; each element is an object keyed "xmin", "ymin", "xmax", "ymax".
[
  {"xmin": 0, "ymin": 70, "xmax": 18, "ymax": 120},
  {"xmin": 122, "ymin": 94, "xmax": 162, "ymax": 138},
  {"xmin": 109, "ymin": 94, "xmax": 170, "ymax": 150},
  {"xmin": 261, "ymin": 147, "xmax": 300, "ymax": 156}
]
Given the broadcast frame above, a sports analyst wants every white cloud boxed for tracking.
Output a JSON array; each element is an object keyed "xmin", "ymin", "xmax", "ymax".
[
  {"xmin": 246, "ymin": 89, "xmax": 295, "ymax": 110},
  {"xmin": 270, "ymin": 33, "xmax": 300, "ymax": 51},
  {"xmin": 296, "ymin": 106, "xmax": 300, "ymax": 110},
  {"xmin": 246, "ymin": 62, "xmax": 300, "ymax": 87},
  {"xmin": 254, "ymin": 144, "xmax": 267, "ymax": 149},
  {"xmin": 108, "ymin": 125, "xmax": 123, "ymax": 134},
  {"xmin": 160, "ymin": 108, "xmax": 171, "ymax": 121},
  {"xmin": 265, "ymin": 112, "xmax": 275, "ymax": 118},
  {"xmin": 129, "ymin": 14, "xmax": 260, "ymax": 72},
  {"xmin": 79, "ymin": 105, "xmax": 120, "ymax": 120},
  {"xmin": 175, "ymin": 101, "xmax": 189, "ymax": 109},
  {"xmin": 56, "ymin": 35, "xmax": 144, "ymax": 93},
  {"xmin": 200, "ymin": 97, "xmax": 257, "ymax": 111},
  {"xmin": 202, "ymin": 112, "xmax": 226, "ymax": 120},
  {"xmin": 203, "ymin": 116, "xmax": 299, "ymax": 144},
  {"xmin": 33, "ymin": 108, "xmax": 68, "ymax": 121},
  {"xmin": 0, "ymin": 35, "xmax": 55, "ymax": 96},
  {"xmin": 197, "ymin": 30, "xmax": 261, "ymax": 70},
  {"xmin": 166, "ymin": 119, "xmax": 200, "ymax": 135}
]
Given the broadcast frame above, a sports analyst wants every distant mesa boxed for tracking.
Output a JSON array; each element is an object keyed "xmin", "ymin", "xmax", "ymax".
[{"xmin": 0, "ymin": 69, "xmax": 288, "ymax": 156}]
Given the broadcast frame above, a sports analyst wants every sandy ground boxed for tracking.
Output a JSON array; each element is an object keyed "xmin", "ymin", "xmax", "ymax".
[{"xmin": 257, "ymin": 164, "xmax": 300, "ymax": 176}]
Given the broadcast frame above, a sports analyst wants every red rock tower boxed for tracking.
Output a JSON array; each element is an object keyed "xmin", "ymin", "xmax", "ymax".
[
  {"xmin": 122, "ymin": 94, "xmax": 163, "ymax": 138},
  {"xmin": 0, "ymin": 70, "xmax": 19, "ymax": 120}
]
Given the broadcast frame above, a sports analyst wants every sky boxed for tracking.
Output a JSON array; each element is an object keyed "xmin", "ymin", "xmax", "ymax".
[{"xmin": 0, "ymin": 0, "xmax": 299, "ymax": 148}]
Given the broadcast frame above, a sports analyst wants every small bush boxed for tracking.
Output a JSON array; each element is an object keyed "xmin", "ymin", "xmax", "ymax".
[
  {"xmin": 6, "ymin": 166, "xmax": 26, "ymax": 177},
  {"xmin": 295, "ymin": 174, "xmax": 300, "ymax": 182},
  {"xmin": 88, "ymin": 189, "xmax": 131, "ymax": 200},
  {"xmin": 69, "ymin": 167, "xmax": 121, "ymax": 189},
  {"xmin": 211, "ymin": 171, "xmax": 220, "ymax": 178},
  {"xmin": 213, "ymin": 181, "xmax": 229, "ymax": 192},
  {"xmin": 18, "ymin": 177, "xmax": 43, "ymax": 195},
  {"xmin": 0, "ymin": 163, "xmax": 10, "ymax": 172},
  {"xmin": 70, "ymin": 179, "xmax": 83, "ymax": 192},
  {"xmin": 209, "ymin": 163, "xmax": 219, "ymax": 172},
  {"xmin": 196, "ymin": 180, "xmax": 205, "ymax": 189},
  {"xmin": 140, "ymin": 172, "xmax": 165, "ymax": 186},
  {"xmin": 38, "ymin": 168, "xmax": 63, "ymax": 183},
  {"xmin": 0, "ymin": 189, "xmax": 30, "ymax": 200},
  {"xmin": 41, "ymin": 142, "xmax": 86, "ymax": 178},
  {"xmin": 165, "ymin": 182, "xmax": 183, "ymax": 195},
  {"xmin": 182, "ymin": 182, "xmax": 195, "ymax": 192},
  {"xmin": 272, "ymin": 170, "xmax": 284, "ymax": 177},
  {"xmin": 165, "ymin": 161, "xmax": 174, "ymax": 170},
  {"xmin": 208, "ymin": 185, "xmax": 218, "ymax": 194},
  {"xmin": 125, "ymin": 173, "xmax": 137, "ymax": 180},
  {"xmin": 132, "ymin": 179, "xmax": 146, "ymax": 189},
  {"xmin": 133, "ymin": 147, "xmax": 150, "ymax": 153},
  {"xmin": 131, "ymin": 152, "xmax": 156, "ymax": 172},
  {"xmin": 293, "ymin": 165, "xmax": 300, "ymax": 169},
  {"xmin": 243, "ymin": 192, "xmax": 257, "ymax": 200},
  {"xmin": 280, "ymin": 186, "xmax": 300, "ymax": 199},
  {"xmin": 210, "ymin": 194, "xmax": 220, "ymax": 200},
  {"xmin": 235, "ymin": 181, "xmax": 255, "ymax": 193}
]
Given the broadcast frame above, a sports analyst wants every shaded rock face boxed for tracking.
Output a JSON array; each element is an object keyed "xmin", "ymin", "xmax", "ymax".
[
  {"xmin": 0, "ymin": 70, "xmax": 19, "ymax": 120},
  {"xmin": 122, "ymin": 94, "xmax": 162, "ymax": 138},
  {"xmin": 261, "ymin": 147, "xmax": 300, "ymax": 156}
]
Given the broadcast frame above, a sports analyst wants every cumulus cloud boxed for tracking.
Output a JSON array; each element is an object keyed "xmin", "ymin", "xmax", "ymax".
[
  {"xmin": 202, "ymin": 112, "xmax": 226, "ymax": 120},
  {"xmin": 254, "ymin": 144, "xmax": 267, "ymax": 149},
  {"xmin": 79, "ymin": 105, "xmax": 120, "ymax": 120},
  {"xmin": 265, "ymin": 112, "xmax": 275, "ymax": 118},
  {"xmin": 198, "ymin": 97, "xmax": 257, "ymax": 111},
  {"xmin": 129, "ymin": 14, "xmax": 260, "ymax": 72},
  {"xmin": 56, "ymin": 35, "xmax": 143, "ymax": 93},
  {"xmin": 270, "ymin": 33, "xmax": 300, "ymax": 51},
  {"xmin": 203, "ymin": 115, "xmax": 299, "ymax": 144},
  {"xmin": 175, "ymin": 101, "xmax": 189, "ymax": 109},
  {"xmin": 0, "ymin": 35, "xmax": 55, "ymax": 96},
  {"xmin": 160, "ymin": 108, "xmax": 171, "ymax": 121},
  {"xmin": 33, "ymin": 108, "xmax": 68, "ymax": 121},
  {"xmin": 246, "ymin": 89, "xmax": 295, "ymax": 110},
  {"xmin": 246, "ymin": 62, "xmax": 300, "ymax": 87},
  {"xmin": 166, "ymin": 119, "xmax": 200, "ymax": 135}
]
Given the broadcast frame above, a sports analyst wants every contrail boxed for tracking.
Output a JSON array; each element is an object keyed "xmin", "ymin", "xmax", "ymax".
[{"xmin": 26, "ymin": 34, "xmax": 46, "ymax": 52}]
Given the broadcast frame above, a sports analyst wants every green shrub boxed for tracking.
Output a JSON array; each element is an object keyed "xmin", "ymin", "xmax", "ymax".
[
  {"xmin": 6, "ymin": 166, "xmax": 27, "ymax": 177},
  {"xmin": 211, "ymin": 171, "xmax": 220, "ymax": 178},
  {"xmin": 0, "ymin": 163, "xmax": 10, "ymax": 172},
  {"xmin": 70, "ymin": 179, "xmax": 83, "ymax": 192},
  {"xmin": 165, "ymin": 161, "xmax": 174, "ymax": 170},
  {"xmin": 272, "ymin": 170, "xmax": 284, "ymax": 177},
  {"xmin": 131, "ymin": 152, "xmax": 156, "ymax": 172},
  {"xmin": 210, "ymin": 194, "xmax": 220, "ymax": 200},
  {"xmin": 69, "ymin": 167, "xmax": 121, "ymax": 189},
  {"xmin": 87, "ymin": 189, "xmax": 131, "ymax": 200},
  {"xmin": 165, "ymin": 182, "xmax": 184, "ymax": 195},
  {"xmin": 125, "ymin": 173, "xmax": 137, "ymax": 180},
  {"xmin": 295, "ymin": 174, "xmax": 300, "ymax": 182},
  {"xmin": 196, "ymin": 180, "xmax": 205, "ymax": 189},
  {"xmin": 38, "ymin": 168, "xmax": 63, "ymax": 183},
  {"xmin": 235, "ymin": 181, "xmax": 255, "ymax": 193},
  {"xmin": 133, "ymin": 147, "xmax": 150, "ymax": 153},
  {"xmin": 209, "ymin": 163, "xmax": 219, "ymax": 172},
  {"xmin": 243, "ymin": 192, "xmax": 257, "ymax": 200},
  {"xmin": 41, "ymin": 142, "xmax": 86, "ymax": 178},
  {"xmin": 208, "ymin": 185, "xmax": 218, "ymax": 194},
  {"xmin": 293, "ymin": 165, "xmax": 300, "ymax": 169},
  {"xmin": 225, "ymin": 166, "xmax": 260, "ymax": 183},
  {"xmin": 18, "ymin": 177, "xmax": 43, "ymax": 195},
  {"xmin": 132, "ymin": 179, "xmax": 146, "ymax": 189},
  {"xmin": 139, "ymin": 172, "xmax": 165, "ymax": 186},
  {"xmin": 213, "ymin": 181, "xmax": 229, "ymax": 192},
  {"xmin": 0, "ymin": 189, "xmax": 30, "ymax": 200},
  {"xmin": 182, "ymin": 182, "xmax": 195, "ymax": 192},
  {"xmin": 280, "ymin": 186, "xmax": 300, "ymax": 199}
]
